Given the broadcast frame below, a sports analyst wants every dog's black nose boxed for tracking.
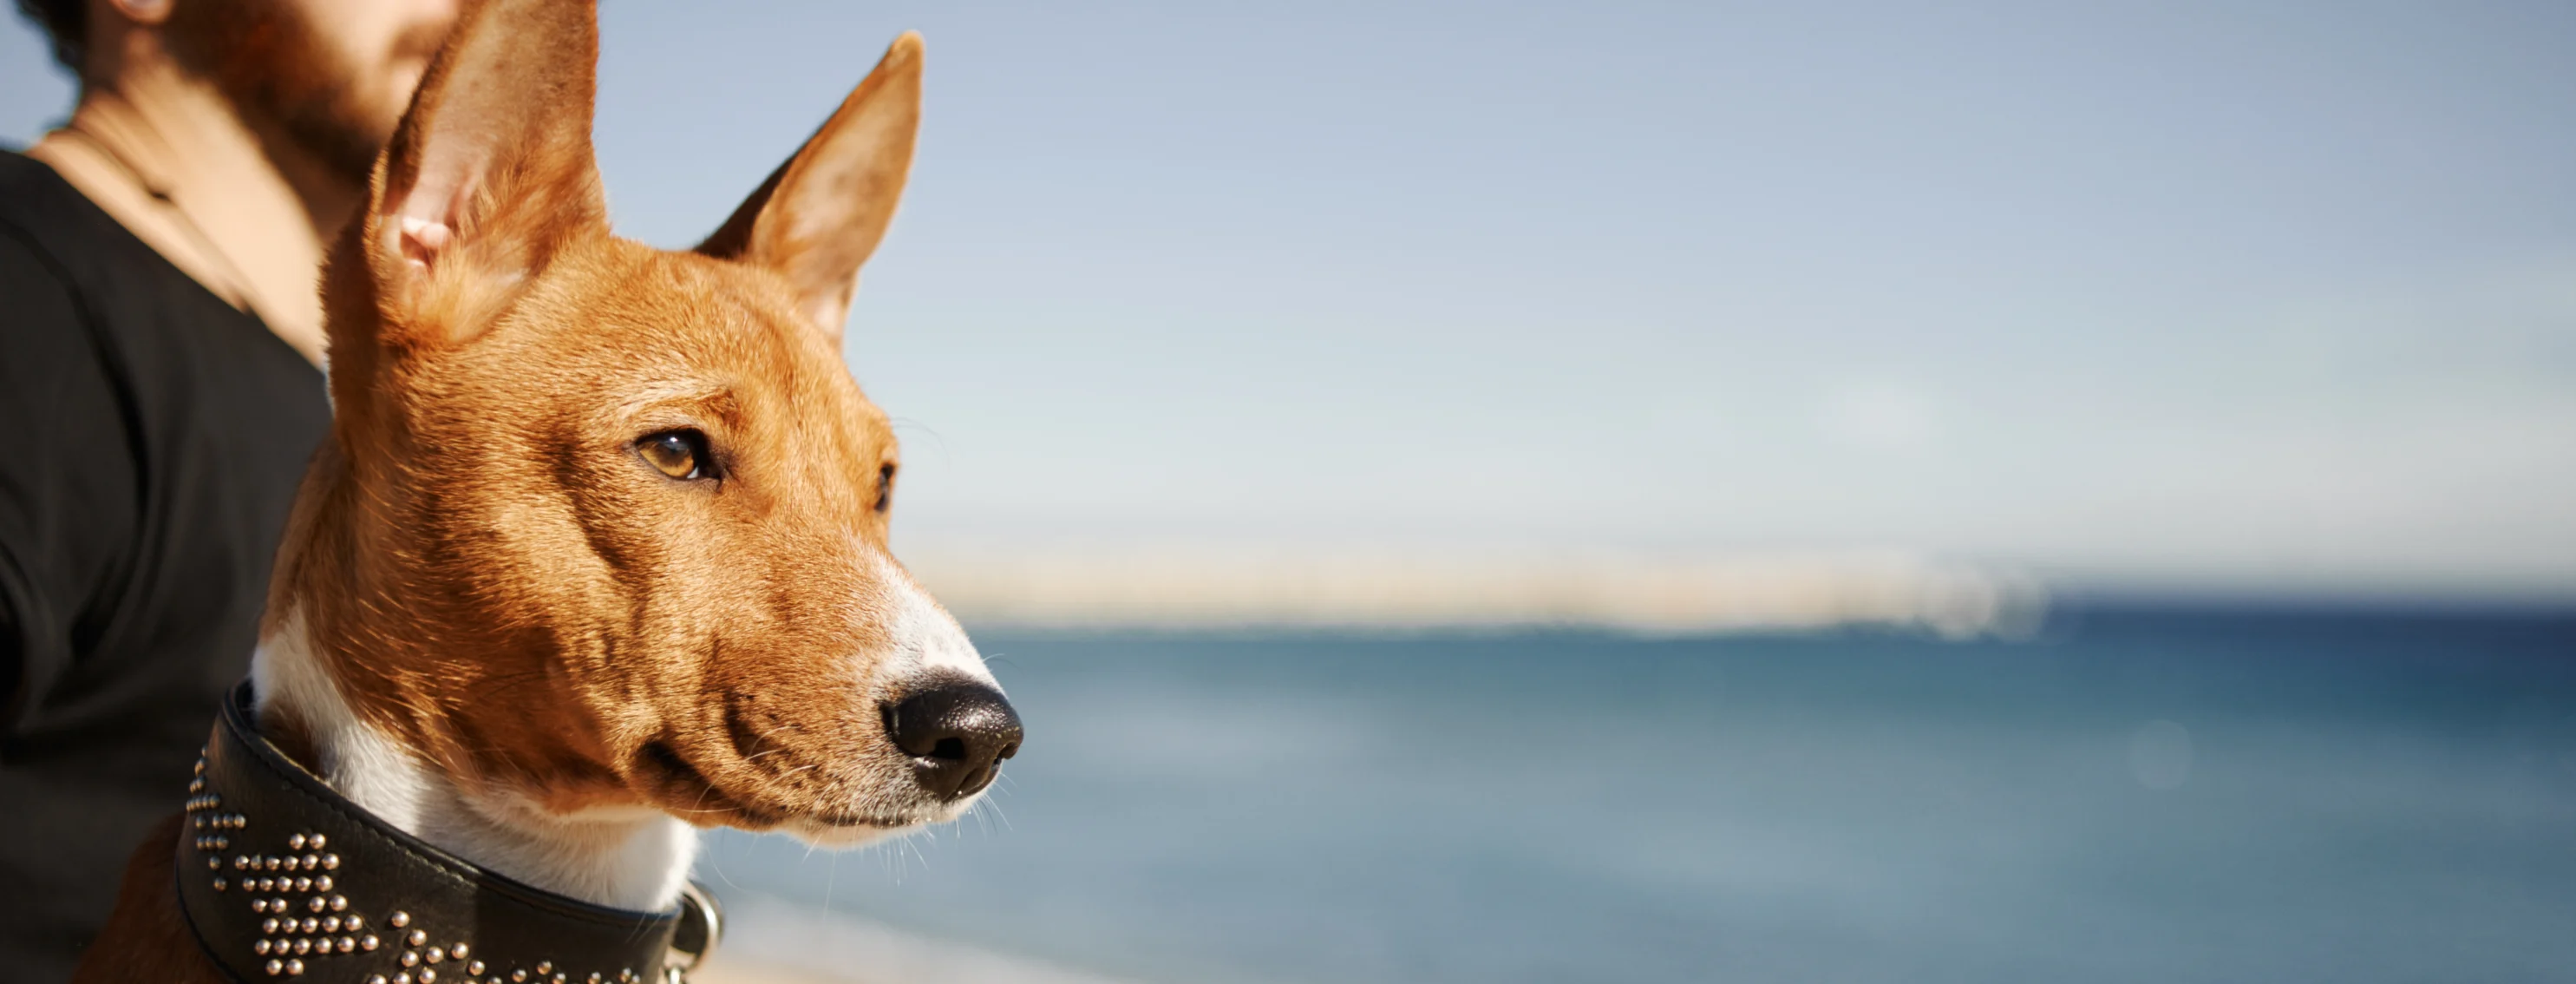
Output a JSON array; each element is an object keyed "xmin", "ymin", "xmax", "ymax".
[{"xmin": 886, "ymin": 681, "xmax": 1022, "ymax": 801}]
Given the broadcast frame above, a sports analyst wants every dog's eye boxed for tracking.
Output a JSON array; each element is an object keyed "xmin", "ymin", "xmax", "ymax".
[
  {"xmin": 875, "ymin": 462, "xmax": 897, "ymax": 514},
  {"xmin": 638, "ymin": 430, "xmax": 716, "ymax": 481}
]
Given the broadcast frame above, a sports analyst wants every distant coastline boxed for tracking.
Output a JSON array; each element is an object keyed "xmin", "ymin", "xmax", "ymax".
[{"xmin": 908, "ymin": 548, "xmax": 2050, "ymax": 639}]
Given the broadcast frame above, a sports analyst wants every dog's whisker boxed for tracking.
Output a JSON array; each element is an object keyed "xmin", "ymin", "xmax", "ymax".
[{"xmin": 703, "ymin": 845, "xmax": 745, "ymax": 894}]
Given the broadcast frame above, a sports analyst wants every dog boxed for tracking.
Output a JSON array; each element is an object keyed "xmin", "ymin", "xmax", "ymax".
[{"xmin": 73, "ymin": 1, "xmax": 1017, "ymax": 981}]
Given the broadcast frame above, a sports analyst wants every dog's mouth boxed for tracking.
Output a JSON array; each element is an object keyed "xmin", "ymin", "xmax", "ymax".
[
  {"xmin": 618, "ymin": 673, "xmax": 1019, "ymax": 843},
  {"xmin": 631, "ymin": 738, "xmax": 951, "ymax": 836}
]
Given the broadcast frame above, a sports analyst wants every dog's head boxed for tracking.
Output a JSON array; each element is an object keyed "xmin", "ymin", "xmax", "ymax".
[{"xmin": 282, "ymin": 0, "xmax": 1013, "ymax": 845}]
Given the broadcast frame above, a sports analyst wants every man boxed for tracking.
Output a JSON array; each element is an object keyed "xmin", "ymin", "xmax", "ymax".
[{"xmin": 1, "ymin": 0, "xmax": 456, "ymax": 978}]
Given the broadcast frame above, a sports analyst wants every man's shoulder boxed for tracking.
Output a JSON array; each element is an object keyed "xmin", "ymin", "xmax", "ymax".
[
  {"xmin": 0, "ymin": 151, "xmax": 110, "ymax": 378},
  {"xmin": 0, "ymin": 147, "xmax": 89, "ymax": 231},
  {"xmin": 0, "ymin": 147, "xmax": 140, "ymax": 272},
  {"xmin": 0, "ymin": 147, "xmax": 255, "ymax": 341},
  {"xmin": 0, "ymin": 146, "xmax": 62, "ymax": 191},
  {"xmin": 0, "ymin": 148, "xmax": 278, "ymax": 384}
]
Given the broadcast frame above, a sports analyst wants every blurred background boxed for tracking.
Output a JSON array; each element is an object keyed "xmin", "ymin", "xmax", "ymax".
[{"xmin": 8, "ymin": 2, "xmax": 2573, "ymax": 981}]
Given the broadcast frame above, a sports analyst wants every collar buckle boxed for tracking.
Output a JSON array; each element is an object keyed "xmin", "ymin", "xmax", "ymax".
[{"xmin": 665, "ymin": 882, "xmax": 723, "ymax": 981}]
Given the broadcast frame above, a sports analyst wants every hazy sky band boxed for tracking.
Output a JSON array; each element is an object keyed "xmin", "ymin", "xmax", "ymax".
[{"xmin": 6, "ymin": 1, "xmax": 2570, "ymax": 600}]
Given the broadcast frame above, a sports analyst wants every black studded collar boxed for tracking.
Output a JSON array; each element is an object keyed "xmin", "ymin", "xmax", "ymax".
[{"xmin": 177, "ymin": 682, "xmax": 720, "ymax": 983}]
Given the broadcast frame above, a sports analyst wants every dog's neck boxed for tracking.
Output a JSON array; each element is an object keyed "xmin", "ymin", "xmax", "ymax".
[{"xmin": 248, "ymin": 610, "xmax": 698, "ymax": 912}]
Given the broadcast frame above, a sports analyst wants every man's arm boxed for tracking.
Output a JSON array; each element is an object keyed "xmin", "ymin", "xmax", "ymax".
[{"xmin": 0, "ymin": 220, "xmax": 140, "ymax": 733}]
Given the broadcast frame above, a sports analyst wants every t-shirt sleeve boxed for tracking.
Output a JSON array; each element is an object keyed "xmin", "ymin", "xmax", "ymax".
[{"xmin": 0, "ymin": 222, "xmax": 140, "ymax": 731}]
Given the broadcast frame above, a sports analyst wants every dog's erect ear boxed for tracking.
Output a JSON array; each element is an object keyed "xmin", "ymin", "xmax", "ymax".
[
  {"xmin": 697, "ymin": 33, "xmax": 923, "ymax": 345},
  {"xmin": 365, "ymin": 0, "xmax": 605, "ymax": 347}
]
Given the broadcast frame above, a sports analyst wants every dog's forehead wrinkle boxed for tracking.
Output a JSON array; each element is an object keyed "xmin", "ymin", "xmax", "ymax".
[
  {"xmin": 492, "ymin": 239, "xmax": 653, "ymax": 340},
  {"xmin": 614, "ymin": 380, "xmax": 743, "ymax": 430},
  {"xmin": 649, "ymin": 247, "xmax": 821, "ymax": 351}
]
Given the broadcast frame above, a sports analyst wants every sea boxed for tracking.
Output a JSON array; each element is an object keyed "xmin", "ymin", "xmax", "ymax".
[{"xmin": 694, "ymin": 606, "xmax": 2576, "ymax": 984}]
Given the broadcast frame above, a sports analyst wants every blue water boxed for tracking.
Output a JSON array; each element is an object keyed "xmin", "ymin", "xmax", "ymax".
[{"xmin": 697, "ymin": 607, "xmax": 2576, "ymax": 983}]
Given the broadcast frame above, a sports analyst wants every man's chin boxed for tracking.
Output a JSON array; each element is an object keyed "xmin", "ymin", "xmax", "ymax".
[{"xmin": 165, "ymin": 0, "xmax": 407, "ymax": 184}]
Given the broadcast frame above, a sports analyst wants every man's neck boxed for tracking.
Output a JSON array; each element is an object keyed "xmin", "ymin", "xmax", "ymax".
[{"xmin": 27, "ymin": 57, "xmax": 357, "ymax": 365}]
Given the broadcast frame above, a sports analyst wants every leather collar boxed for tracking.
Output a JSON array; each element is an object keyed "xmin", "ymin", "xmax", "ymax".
[{"xmin": 176, "ymin": 682, "xmax": 719, "ymax": 983}]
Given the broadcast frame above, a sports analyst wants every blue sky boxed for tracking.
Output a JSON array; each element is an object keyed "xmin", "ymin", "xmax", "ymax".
[{"xmin": 7, "ymin": 1, "xmax": 2573, "ymax": 600}]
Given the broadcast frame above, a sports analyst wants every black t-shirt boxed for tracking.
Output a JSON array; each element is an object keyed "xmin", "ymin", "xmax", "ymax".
[{"xmin": 0, "ymin": 149, "xmax": 332, "ymax": 981}]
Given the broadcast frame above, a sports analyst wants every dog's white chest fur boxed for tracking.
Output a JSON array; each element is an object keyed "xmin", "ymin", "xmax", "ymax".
[{"xmin": 249, "ymin": 612, "xmax": 698, "ymax": 912}]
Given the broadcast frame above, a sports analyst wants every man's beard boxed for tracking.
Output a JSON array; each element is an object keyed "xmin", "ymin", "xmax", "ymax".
[{"xmin": 165, "ymin": 0, "xmax": 412, "ymax": 183}]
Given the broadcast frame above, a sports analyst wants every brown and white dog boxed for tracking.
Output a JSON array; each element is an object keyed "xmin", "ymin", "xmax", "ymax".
[{"xmin": 75, "ymin": 0, "xmax": 1016, "ymax": 978}]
